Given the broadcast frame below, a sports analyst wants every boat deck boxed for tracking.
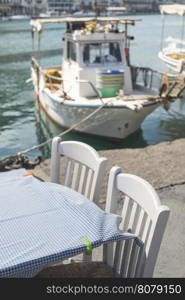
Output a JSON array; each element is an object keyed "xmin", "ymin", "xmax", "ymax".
[
  {"xmin": 167, "ymin": 53, "xmax": 185, "ymax": 60},
  {"xmin": 45, "ymin": 86, "xmax": 160, "ymax": 110}
]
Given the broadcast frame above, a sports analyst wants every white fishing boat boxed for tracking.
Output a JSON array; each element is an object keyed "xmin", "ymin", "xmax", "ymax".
[
  {"xmin": 159, "ymin": 4, "xmax": 185, "ymax": 74},
  {"xmin": 106, "ymin": 7, "xmax": 127, "ymax": 16},
  {"xmin": 72, "ymin": 11, "xmax": 96, "ymax": 18},
  {"xmin": 0, "ymin": 16, "xmax": 10, "ymax": 22},
  {"xmin": 9, "ymin": 15, "xmax": 30, "ymax": 20},
  {"xmin": 30, "ymin": 17, "xmax": 180, "ymax": 140}
]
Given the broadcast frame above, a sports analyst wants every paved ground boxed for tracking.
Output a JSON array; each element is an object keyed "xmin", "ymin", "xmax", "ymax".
[
  {"xmin": 33, "ymin": 138, "xmax": 185, "ymax": 277},
  {"xmin": 154, "ymin": 184, "xmax": 185, "ymax": 277}
]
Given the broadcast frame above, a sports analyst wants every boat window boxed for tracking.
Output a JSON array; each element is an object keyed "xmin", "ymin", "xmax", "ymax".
[
  {"xmin": 83, "ymin": 42, "xmax": 122, "ymax": 64},
  {"xmin": 67, "ymin": 41, "xmax": 76, "ymax": 62}
]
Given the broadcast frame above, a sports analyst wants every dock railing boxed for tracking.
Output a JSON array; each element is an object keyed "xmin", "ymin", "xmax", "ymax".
[{"xmin": 131, "ymin": 65, "xmax": 163, "ymax": 93}]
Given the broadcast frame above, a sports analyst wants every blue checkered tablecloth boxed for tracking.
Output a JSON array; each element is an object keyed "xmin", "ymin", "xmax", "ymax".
[{"xmin": 0, "ymin": 169, "xmax": 141, "ymax": 278}]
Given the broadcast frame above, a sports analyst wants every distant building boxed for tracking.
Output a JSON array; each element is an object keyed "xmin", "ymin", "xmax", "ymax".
[
  {"xmin": 123, "ymin": 0, "xmax": 174, "ymax": 13},
  {"xmin": 47, "ymin": 0, "xmax": 74, "ymax": 14},
  {"xmin": 0, "ymin": 0, "xmax": 47, "ymax": 16},
  {"xmin": 0, "ymin": 0, "xmax": 182, "ymax": 17},
  {"xmin": 46, "ymin": 0, "xmax": 122, "ymax": 15},
  {"xmin": 74, "ymin": 0, "xmax": 92, "ymax": 10}
]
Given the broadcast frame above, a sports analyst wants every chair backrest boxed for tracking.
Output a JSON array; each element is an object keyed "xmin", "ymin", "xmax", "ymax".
[
  {"xmin": 50, "ymin": 136, "xmax": 107, "ymax": 204},
  {"xmin": 104, "ymin": 166, "xmax": 170, "ymax": 278}
]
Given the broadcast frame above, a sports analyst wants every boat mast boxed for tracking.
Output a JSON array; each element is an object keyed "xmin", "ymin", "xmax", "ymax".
[
  {"xmin": 160, "ymin": 13, "xmax": 166, "ymax": 52},
  {"xmin": 92, "ymin": 0, "xmax": 100, "ymax": 17},
  {"xmin": 180, "ymin": 15, "xmax": 185, "ymax": 50}
]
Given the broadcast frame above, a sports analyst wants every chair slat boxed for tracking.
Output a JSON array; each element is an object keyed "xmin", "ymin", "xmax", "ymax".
[
  {"xmin": 121, "ymin": 196, "xmax": 133, "ymax": 231},
  {"xmin": 126, "ymin": 204, "xmax": 142, "ymax": 277},
  {"xmin": 77, "ymin": 165, "xmax": 87, "ymax": 194},
  {"xmin": 64, "ymin": 159, "xmax": 73, "ymax": 187},
  {"xmin": 103, "ymin": 243, "xmax": 115, "ymax": 268},
  {"xmin": 135, "ymin": 214, "xmax": 152, "ymax": 277},
  {"xmin": 126, "ymin": 240, "xmax": 140, "ymax": 278},
  {"xmin": 130, "ymin": 208, "xmax": 146, "ymax": 277},
  {"xmin": 84, "ymin": 169, "xmax": 94, "ymax": 199},
  {"xmin": 113, "ymin": 241, "xmax": 123, "ymax": 274},
  {"xmin": 71, "ymin": 162, "xmax": 81, "ymax": 191},
  {"xmin": 119, "ymin": 239, "xmax": 133, "ymax": 277},
  {"xmin": 129, "ymin": 203, "xmax": 141, "ymax": 232}
]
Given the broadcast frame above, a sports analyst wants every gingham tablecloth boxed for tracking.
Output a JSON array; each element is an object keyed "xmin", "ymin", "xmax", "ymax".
[{"xmin": 0, "ymin": 169, "xmax": 141, "ymax": 278}]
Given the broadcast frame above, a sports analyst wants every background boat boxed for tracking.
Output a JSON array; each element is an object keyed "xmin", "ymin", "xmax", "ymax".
[
  {"xmin": 9, "ymin": 15, "xmax": 30, "ymax": 21},
  {"xmin": 72, "ymin": 10, "xmax": 97, "ymax": 17},
  {"xmin": 106, "ymin": 6, "xmax": 127, "ymax": 16},
  {"xmin": 158, "ymin": 4, "xmax": 185, "ymax": 73}
]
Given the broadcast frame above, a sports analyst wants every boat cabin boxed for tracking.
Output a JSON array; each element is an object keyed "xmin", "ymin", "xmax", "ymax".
[
  {"xmin": 62, "ymin": 20, "xmax": 133, "ymax": 98},
  {"xmin": 30, "ymin": 17, "xmax": 135, "ymax": 99}
]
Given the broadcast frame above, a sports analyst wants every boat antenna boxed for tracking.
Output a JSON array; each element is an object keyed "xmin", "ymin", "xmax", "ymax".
[
  {"xmin": 181, "ymin": 15, "xmax": 185, "ymax": 50},
  {"xmin": 92, "ymin": 0, "xmax": 100, "ymax": 17},
  {"xmin": 160, "ymin": 14, "xmax": 166, "ymax": 51}
]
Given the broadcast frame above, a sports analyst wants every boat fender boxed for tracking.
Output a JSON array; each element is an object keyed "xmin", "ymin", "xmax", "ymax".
[
  {"xmin": 159, "ymin": 75, "xmax": 169, "ymax": 97},
  {"xmin": 124, "ymin": 48, "xmax": 129, "ymax": 57}
]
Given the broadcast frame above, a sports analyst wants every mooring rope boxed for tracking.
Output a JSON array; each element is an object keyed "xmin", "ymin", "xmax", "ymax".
[{"xmin": 0, "ymin": 100, "xmax": 109, "ymax": 163}]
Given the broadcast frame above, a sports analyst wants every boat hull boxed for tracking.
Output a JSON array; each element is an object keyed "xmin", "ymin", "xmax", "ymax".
[
  {"xmin": 36, "ymin": 89, "xmax": 159, "ymax": 140},
  {"xmin": 159, "ymin": 50, "xmax": 185, "ymax": 73}
]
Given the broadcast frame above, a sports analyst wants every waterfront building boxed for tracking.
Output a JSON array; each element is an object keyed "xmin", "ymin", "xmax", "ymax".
[
  {"xmin": 0, "ymin": 0, "xmax": 182, "ymax": 17},
  {"xmin": 0, "ymin": 0, "xmax": 47, "ymax": 16},
  {"xmin": 123, "ymin": 0, "xmax": 175, "ymax": 13},
  {"xmin": 47, "ymin": 0, "xmax": 73, "ymax": 14}
]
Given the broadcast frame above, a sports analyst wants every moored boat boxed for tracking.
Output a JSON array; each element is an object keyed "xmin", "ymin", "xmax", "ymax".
[{"xmin": 30, "ymin": 17, "xmax": 182, "ymax": 140}]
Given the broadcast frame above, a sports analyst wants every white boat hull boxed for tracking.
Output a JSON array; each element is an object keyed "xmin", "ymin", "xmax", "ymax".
[{"xmin": 36, "ymin": 89, "xmax": 159, "ymax": 140}]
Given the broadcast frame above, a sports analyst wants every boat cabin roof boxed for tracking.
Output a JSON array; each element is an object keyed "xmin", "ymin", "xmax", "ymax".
[
  {"xmin": 160, "ymin": 4, "xmax": 185, "ymax": 16},
  {"xmin": 30, "ymin": 17, "xmax": 136, "ymax": 33}
]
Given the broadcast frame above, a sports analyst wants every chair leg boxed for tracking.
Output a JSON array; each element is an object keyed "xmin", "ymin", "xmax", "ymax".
[
  {"xmin": 83, "ymin": 253, "xmax": 92, "ymax": 262},
  {"xmin": 51, "ymin": 136, "xmax": 61, "ymax": 183}
]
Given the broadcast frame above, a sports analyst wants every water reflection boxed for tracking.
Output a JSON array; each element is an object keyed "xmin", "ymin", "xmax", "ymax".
[
  {"xmin": 0, "ymin": 49, "xmax": 63, "ymax": 65},
  {"xmin": 142, "ymin": 98, "xmax": 185, "ymax": 144},
  {"xmin": 35, "ymin": 103, "xmax": 148, "ymax": 159}
]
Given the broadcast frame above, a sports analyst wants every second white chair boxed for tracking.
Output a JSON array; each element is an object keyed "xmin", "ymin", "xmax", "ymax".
[{"xmin": 103, "ymin": 166, "xmax": 170, "ymax": 277}]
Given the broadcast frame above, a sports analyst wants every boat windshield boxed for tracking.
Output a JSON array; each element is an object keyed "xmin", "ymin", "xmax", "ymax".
[{"xmin": 83, "ymin": 42, "xmax": 122, "ymax": 64}]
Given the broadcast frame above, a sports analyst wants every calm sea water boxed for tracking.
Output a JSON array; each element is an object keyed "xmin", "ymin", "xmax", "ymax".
[{"xmin": 1, "ymin": 14, "xmax": 185, "ymax": 159}]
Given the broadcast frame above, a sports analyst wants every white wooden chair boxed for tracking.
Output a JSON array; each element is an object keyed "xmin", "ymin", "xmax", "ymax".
[
  {"xmin": 50, "ymin": 136, "xmax": 107, "ymax": 204},
  {"xmin": 103, "ymin": 166, "xmax": 170, "ymax": 278},
  {"xmin": 49, "ymin": 136, "xmax": 107, "ymax": 265}
]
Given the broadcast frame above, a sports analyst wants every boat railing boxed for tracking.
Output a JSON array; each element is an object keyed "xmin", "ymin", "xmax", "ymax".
[
  {"xmin": 131, "ymin": 65, "xmax": 163, "ymax": 93},
  {"xmin": 31, "ymin": 56, "xmax": 103, "ymax": 101}
]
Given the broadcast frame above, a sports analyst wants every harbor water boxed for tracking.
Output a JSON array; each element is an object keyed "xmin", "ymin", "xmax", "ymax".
[{"xmin": 1, "ymin": 14, "xmax": 185, "ymax": 159}]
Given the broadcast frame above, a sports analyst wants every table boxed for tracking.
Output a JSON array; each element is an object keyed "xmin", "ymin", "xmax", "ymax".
[{"xmin": 0, "ymin": 169, "xmax": 141, "ymax": 278}]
